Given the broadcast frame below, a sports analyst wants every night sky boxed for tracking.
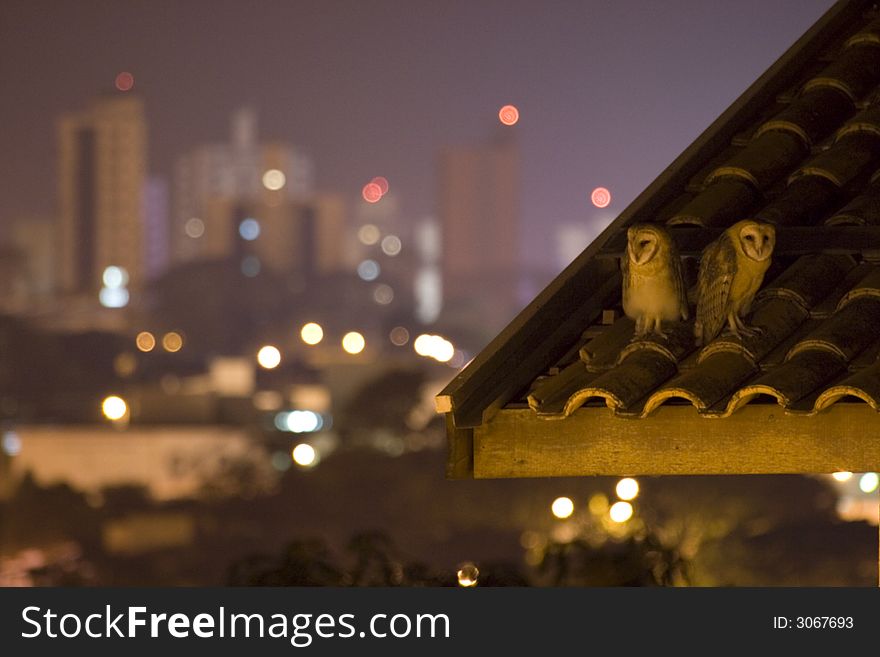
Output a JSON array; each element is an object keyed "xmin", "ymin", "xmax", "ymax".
[{"xmin": 1, "ymin": 0, "xmax": 834, "ymax": 269}]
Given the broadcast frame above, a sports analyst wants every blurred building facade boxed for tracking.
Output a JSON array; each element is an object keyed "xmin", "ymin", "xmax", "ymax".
[
  {"xmin": 171, "ymin": 108, "xmax": 337, "ymax": 275},
  {"xmin": 438, "ymin": 132, "xmax": 521, "ymax": 327},
  {"xmin": 57, "ymin": 94, "xmax": 148, "ymax": 303},
  {"xmin": 142, "ymin": 176, "xmax": 170, "ymax": 281}
]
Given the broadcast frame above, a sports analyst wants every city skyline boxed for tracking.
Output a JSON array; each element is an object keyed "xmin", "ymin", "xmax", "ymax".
[{"xmin": 1, "ymin": 0, "xmax": 834, "ymax": 270}]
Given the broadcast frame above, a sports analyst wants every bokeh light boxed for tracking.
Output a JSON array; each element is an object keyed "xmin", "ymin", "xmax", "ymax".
[
  {"xmin": 257, "ymin": 345, "xmax": 281, "ymax": 369},
  {"xmin": 389, "ymin": 326, "xmax": 410, "ymax": 346},
  {"xmin": 358, "ymin": 224, "xmax": 381, "ymax": 245},
  {"xmin": 115, "ymin": 71, "xmax": 134, "ymax": 91},
  {"xmin": 342, "ymin": 332, "xmax": 366, "ymax": 355},
  {"xmin": 2, "ymin": 431, "xmax": 21, "ymax": 457},
  {"xmin": 413, "ymin": 334, "xmax": 454, "ymax": 362},
  {"xmin": 615, "ymin": 477, "xmax": 639, "ymax": 501},
  {"xmin": 609, "ymin": 501, "xmax": 634, "ymax": 523},
  {"xmin": 413, "ymin": 334, "xmax": 433, "ymax": 357},
  {"xmin": 591, "ymin": 186, "xmax": 611, "ymax": 208},
  {"xmin": 433, "ymin": 339, "xmax": 454, "ymax": 363},
  {"xmin": 832, "ymin": 471, "xmax": 853, "ymax": 482},
  {"xmin": 357, "ymin": 259, "xmax": 380, "ymax": 281},
  {"xmin": 300, "ymin": 322, "xmax": 324, "ymax": 345},
  {"xmin": 99, "ymin": 287, "xmax": 129, "ymax": 308},
  {"xmin": 381, "ymin": 235, "xmax": 402, "ymax": 256},
  {"xmin": 135, "ymin": 331, "xmax": 156, "ymax": 352},
  {"xmin": 239, "ymin": 218, "xmax": 260, "ymax": 240},
  {"xmin": 551, "ymin": 496, "xmax": 574, "ymax": 519},
  {"xmin": 286, "ymin": 411, "xmax": 322, "ymax": 433},
  {"xmin": 370, "ymin": 176, "xmax": 389, "ymax": 195},
  {"xmin": 262, "ymin": 169, "xmax": 286, "ymax": 190},
  {"xmin": 101, "ymin": 395, "xmax": 128, "ymax": 421},
  {"xmin": 457, "ymin": 563, "xmax": 479, "ymax": 587},
  {"xmin": 372, "ymin": 284, "xmax": 394, "ymax": 305},
  {"xmin": 498, "ymin": 104, "xmax": 519, "ymax": 125},
  {"xmin": 102, "ymin": 266, "xmax": 128, "ymax": 288},
  {"xmin": 162, "ymin": 331, "xmax": 183, "ymax": 353},
  {"xmin": 859, "ymin": 472, "xmax": 879, "ymax": 493},
  {"xmin": 292, "ymin": 443, "xmax": 317, "ymax": 467},
  {"xmin": 447, "ymin": 350, "xmax": 467, "ymax": 369},
  {"xmin": 184, "ymin": 217, "xmax": 205, "ymax": 238},
  {"xmin": 362, "ymin": 182, "xmax": 383, "ymax": 203}
]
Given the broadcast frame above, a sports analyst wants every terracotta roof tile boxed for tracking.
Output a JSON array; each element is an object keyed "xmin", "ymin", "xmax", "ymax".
[
  {"xmin": 439, "ymin": 2, "xmax": 880, "ymax": 439},
  {"xmin": 518, "ymin": 6, "xmax": 880, "ymax": 421}
]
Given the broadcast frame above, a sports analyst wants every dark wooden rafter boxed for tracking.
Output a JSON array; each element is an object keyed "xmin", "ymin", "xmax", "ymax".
[{"xmin": 436, "ymin": 0, "xmax": 868, "ymax": 432}]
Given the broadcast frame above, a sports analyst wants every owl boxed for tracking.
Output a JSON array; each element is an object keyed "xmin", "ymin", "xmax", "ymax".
[
  {"xmin": 694, "ymin": 219, "xmax": 775, "ymax": 346},
  {"xmin": 622, "ymin": 224, "xmax": 689, "ymax": 338}
]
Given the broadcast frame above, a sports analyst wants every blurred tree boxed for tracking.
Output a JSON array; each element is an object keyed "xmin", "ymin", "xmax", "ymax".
[
  {"xmin": 536, "ymin": 533, "xmax": 688, "ymax": 587},
  {"xmin": 228, "ymin": 539, "xmax": 344, "ymax": 586},
  {"xmin": 347, "ymin": 531, "xmax": 402, "ymax": 586}
]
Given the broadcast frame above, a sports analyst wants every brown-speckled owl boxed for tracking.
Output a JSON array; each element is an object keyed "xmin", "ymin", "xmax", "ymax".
[
  {"xmin": 622, "ymin": 224, "xmax": 689, "ymax": 338},
  {"xmin": 694, "ymin": 219, "xmax": 775, "ymax": 346}
]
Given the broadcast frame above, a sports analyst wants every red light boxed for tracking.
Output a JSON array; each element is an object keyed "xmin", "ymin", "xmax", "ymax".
[
  {"xmin": 371, "ymin": 176, "xmax": 389, "ymax": 195},
  {"xmin": 591, "ymin": 187, "xmax": 611, "ymax": 208},
  {"xmin": 362, "ymin": 183, "xmax": 383, "ymax": 203},
  {"xmin": 498, "ymin": 104, "xmax": 519, "ymax": 126},
  {"xmin": 115, "ymin": 71, "xmax": 135, "ymax": 92}
]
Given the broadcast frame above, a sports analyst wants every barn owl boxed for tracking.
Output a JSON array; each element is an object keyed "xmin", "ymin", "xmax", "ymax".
[
  {"xmin": 694, "ymin": 219, "xmax": 775, "ymax": 346},
  {"xmin": 622, "ymin": 224, "xmax": 689, "ymax": 338}
]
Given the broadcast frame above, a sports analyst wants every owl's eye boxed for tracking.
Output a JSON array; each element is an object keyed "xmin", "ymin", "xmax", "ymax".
[
  {"xmin": 744, "ymin": 234, "xmax": 755, "ymax": 241},
  {"xmin": 639, "ymin": 240, "xmax": 650, "ymax": 247}
]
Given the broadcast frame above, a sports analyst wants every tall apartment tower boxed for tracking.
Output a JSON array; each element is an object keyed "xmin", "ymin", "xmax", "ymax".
[
  {"xmin": 438, "ymin": 132, "xmax": 521, "ymax": 325},
  {"xmin": 57, "ymin": 94, "xmax": 147, "ymax": 302},
  {"xmin": 171, "ymin": 108, "xmax": 315, "ymax": 266}
]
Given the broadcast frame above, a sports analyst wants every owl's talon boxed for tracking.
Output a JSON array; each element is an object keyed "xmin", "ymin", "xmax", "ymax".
[
  {"xmin": 630, "ymin": 327, "xmax": 671, "ymax": 343},
  {"xmin": 723, "ymin": 323, "xmax": 763, "ymax": 341}
]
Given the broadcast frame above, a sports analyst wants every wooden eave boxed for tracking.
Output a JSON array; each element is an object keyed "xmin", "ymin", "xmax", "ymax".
[{"xmin": 472, "ymin": 404, "xmax": 880, "ymax": 479}]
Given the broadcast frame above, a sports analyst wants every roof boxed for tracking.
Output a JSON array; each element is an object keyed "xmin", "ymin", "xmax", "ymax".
[{"xmin": 437, "ymin": 1, "xmax": 880, "ymax": 478}]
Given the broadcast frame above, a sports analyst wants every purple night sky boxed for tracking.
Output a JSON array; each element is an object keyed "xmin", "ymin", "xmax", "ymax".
[{"xmin": 1, "ymin": 0, "xmax": 833, "ymax": 270}]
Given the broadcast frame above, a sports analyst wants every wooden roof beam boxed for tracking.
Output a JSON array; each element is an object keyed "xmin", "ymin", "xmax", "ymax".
[{"xmin": 472, "ymin": 404, "xmax": 880, "ymax": 479}]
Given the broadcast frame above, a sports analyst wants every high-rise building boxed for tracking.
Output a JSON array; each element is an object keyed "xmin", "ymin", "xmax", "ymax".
[
  {"xmin": 143, "ymin": 175, "xmax": 170, "ymax": 281},
  {"xmin": 57, "ymin": 94, "xmax": 147, "ymax": 303},
  {"xmin": 171, "ymin": 108, "xmax": 315, "ymax": 266},
  {"xmin": 202, "ymin": 193, "xmax": 347, "ymax": 281},
  {"xmin": 437, "ymin": 131, "xmax": 521, "ymax": 324}
]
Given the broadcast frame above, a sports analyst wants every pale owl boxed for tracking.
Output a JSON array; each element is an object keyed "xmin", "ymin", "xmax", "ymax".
[
  {"xmin": 622, "ymin": 224, "xmax": 689, "ymax": 338},
  {"xmin": 694, "ymin": 219, "xmax": 775, "ymax": 346}
]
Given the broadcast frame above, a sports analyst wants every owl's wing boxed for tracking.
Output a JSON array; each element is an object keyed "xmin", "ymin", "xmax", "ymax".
[
  {"xmin": 668, "ymin": 239, "xmax": 689, "ymax": 320},
  {"xmin": 696, "ymin": 233, "xmax": 736, "ymax": 344},
  {"xmin": 620, "ymin": 251, "xmax": 630, "ymax": 308}
]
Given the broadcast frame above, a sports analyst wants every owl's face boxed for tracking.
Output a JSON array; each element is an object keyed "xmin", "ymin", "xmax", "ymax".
[
  {"xmin": 739, "ymin": 221, "xmax": 775, "ymax": 261},
  {"xmin": 627, "ymin": 225, "xmax": 663, "ymax": 265}
]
